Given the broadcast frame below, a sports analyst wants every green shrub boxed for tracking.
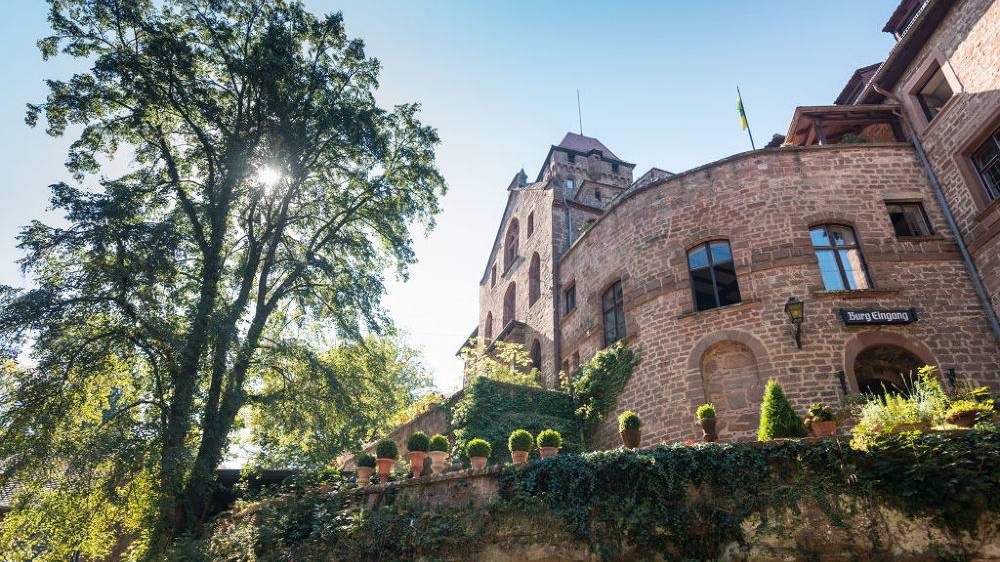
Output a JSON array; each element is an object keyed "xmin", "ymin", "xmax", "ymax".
[
  {"xmin": 566, "ymin": 342, "xmax": 641, "ymax": 437},
  {"xmin": 695, "ymin": 403, "xmax": 716, "ymax": 420},
  {"xmin": 947, "ymin": 399, "xmax": 993, "ymax": 417},
  {"xmin": 508, "ymin": 429, "xmax": 534, "ymax": 452},
  {"xmin": 375, "ymin": 438, "xmax": 398, "ymax": 460},
  {"xmin": 406, "ymin": 431, "xmax": 430, "ymax": 452},
  {"xmin": 465, "ymin": 438, "xmax": 492, "ymax": 458},
  {"xmin": 757, "ymin": 379, "xmax": 806, "ymax": 440},
  {"xmin": 618, "ymin": 410, "xmax": 641, "ymax": 432},
  {"xmin": 840, "ymin": 133, "xmax": 869, "ymax": 144},
  {"xmin": 851, "ymin": 366, "xmax": 948, "ymax": 446},
  {"xmin": 429, "ymin": 434, "xmax": 450, "ymax": 452},
  {"xmin": 537, "ymin": 429, "xmax": 563, "ymax": 448},
  {"xmin": 356, "ymin": 453, "xmax": 376, "ymax": 468},
  {"xmin": 807, "ymin": 403, "xmax": 835, "ymax": 422}
]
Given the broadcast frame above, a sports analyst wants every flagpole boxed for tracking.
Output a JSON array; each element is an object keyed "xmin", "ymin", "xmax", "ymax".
[{"xmin": 737, "ymin": 86, "xmax": 756, "ymax": 150}]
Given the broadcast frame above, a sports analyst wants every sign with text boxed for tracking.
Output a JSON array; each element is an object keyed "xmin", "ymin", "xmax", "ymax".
[{"xmin": 839, "ymin": 308, "xmax": 918, "ymax": 325}]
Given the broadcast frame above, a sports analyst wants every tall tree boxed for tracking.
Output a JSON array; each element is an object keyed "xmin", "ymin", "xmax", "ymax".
[{"xmin": 0, "ymin": 0, "xmax": 444, "ymax": 556}]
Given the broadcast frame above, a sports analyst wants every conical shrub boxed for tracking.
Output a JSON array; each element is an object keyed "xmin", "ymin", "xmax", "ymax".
[{"xmin": 757, "ymin": 379, "xmax": 806, "ymax": 440}]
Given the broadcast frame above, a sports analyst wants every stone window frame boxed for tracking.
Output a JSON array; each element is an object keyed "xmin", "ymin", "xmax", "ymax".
[
  {"xmin": 808, "ymin": 222, "xmax": 874, "ymax": 292},
  {"xmin": 953, "ymin": 103, "xmax": 1000, "ymax": 215},
  {"xmin": 503, "ymin": 219, "xmax": 520, "ymax": 273},
  {"xmin": 562, "ymin": 282, "xmax": 577, "ymax": 316},
  {"xmin": 530, "ymin": 339, "xmax": 542, "ymax": 371},
  {"xmin": 502, "ymin": 282, "xmax": 517, "ymax": 327},
  {"xmin": 528, "ymin": 252, "xmax": 541, "ymax": 306},
  {"xmin": 899, "ymin": 50, "xmax": 962, "ymax": 135},
  {"xmin": 526, "ymin": 212, "xmax": 535, "ymax": 238},
  {"xmin": 884, "ymin": 200, "xmax": 934, "ymax": 238}
]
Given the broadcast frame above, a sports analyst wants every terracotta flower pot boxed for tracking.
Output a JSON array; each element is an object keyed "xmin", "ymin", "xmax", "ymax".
[
  {"xmin": 539, "ymin": 447, "xmax": 560, "ymax": 458},
  {"xmin": 469, "ymin": 456, "xmax": 488, "ymax": 470},
  {"xmin": 946, "ymin": 410, "xmax": 980, "ymax": 428},
  {"xmin": 620, "ymin": 428, "xmax": 641, "ymax": 448},
  {"xmin": 428, "ymin": 451, "xmax": 449, "ymax": 474},
  {"xmin": 699, "ymin": 417, "xmax": 718, "ymax": 442},
  {"xmin": 810, "ymin": 420, "xmax": 837, "ymax": 437},
  {"xmin": 355, "ymin": 466, "xmax": 373, "ymax": 487},
  {"xmin": 407, "ymin": 451, "xmax": 427, "ymax": 478},
  {"xmin": 375, "ymin": 458, "xmax": 395, "ymax": 483},
  {"xmin": 510, "ymin": 450, "xmax": 529, "ymax": 465}
]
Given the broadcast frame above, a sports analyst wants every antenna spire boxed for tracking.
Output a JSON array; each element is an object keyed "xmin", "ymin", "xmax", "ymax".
[{"xmin": 576, "ymin": 89, "xmax": 583, "ymax": 135}]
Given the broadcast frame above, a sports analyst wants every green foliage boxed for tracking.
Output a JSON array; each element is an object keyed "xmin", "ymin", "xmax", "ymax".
[
  {"xmin": 851, "ymin": 366, "xmax": 949, "ymax": 446},
  {"xmin": 187, "ymin": 429, "xmax": 1000, "ymax": 561},
  {"xmin": 387, "ymin": 391, "xmax": 447, "ymax": 428},
  {"xmin": 947, "ymin": 399, "xmax": 993, "ymax": 417},
  {"xmin": 807, "ymin": 402, "xmax": 835, "ymax": 422},
  {"xmin": 450, "ymin": 378, "xmax": 580, "ymax": 464},
  {"xmin": 466, "ymin": 438, "xmax": 493, "ymax": 459},
  {"xmin": 2, "ymin": 0, "xmax": 446, "ymax": 552},
  {"xmin": 839, "ymin": 133, "xmax": 870, "ymax": 144},
  {"xmin": 508, "ymin": 429, "xmax": 534, "ymax": 452},
  {"xmin": 375, "ymin": 439, "xmax": 398, "ymax": 460},
  {"xmin": 429, "ymin": 434, "xmax": 450, "ymax": 452},
  {"xmin": 406, "ymin": 431, "xmax": 430, "ymax": 452},
  {"xmin": 618, "ymin": 410, "xmax": 641, "ymax": 432},
  {"xmin": 537, "ymin": 429, "xmax": 563, "ymax": 449},
  {"xmin": 757, "ymin": 379, "xmax": 806, "ymax": 440},
  {"xmin": 566, "ymin": 343, "xmax": 640, "ymax": 436},
  {"xmin": 695, "ymin": 403, "xmax": 716, "ymax": 420},
  {"xmin": 459, "ymin": 337, "xmax": 541, "ymax": 387},
  {"xmin": 355, "ymin": 453, "xmax": 376, "ymax": 468}
]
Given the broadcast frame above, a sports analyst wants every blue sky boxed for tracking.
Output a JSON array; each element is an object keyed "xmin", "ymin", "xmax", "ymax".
[{"xmin": 0, "ymin": 1, "xmax": 899, "ymax": 393}]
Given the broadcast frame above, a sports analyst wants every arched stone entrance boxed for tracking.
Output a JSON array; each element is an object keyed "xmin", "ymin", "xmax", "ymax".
[{"xmin": 843, "ymin": 332, "xmax": 938, "ymax": 396}]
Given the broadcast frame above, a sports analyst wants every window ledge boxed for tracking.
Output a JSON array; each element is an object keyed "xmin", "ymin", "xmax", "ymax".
[
  {"xmin": 895, "ymin": 234, "xmax": 946, "ymax": 242},
  {"xmin": 810, "ymin": 287, "xmax": 900, "ymax": 299},
  {"xmin": 974, "ymin": 196, "xmax": 1000, "ymax": 223},
  {"xmin": 560, "ymin": 308, "xmax": 578, "ymax": 324},
  {"xmin": 676, "ymin": 299, "xmax": 761, "ymax": 320}
]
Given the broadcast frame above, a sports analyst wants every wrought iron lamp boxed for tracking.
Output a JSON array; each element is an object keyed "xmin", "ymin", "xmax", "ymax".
[{"xmin": 784, "ymin": 297, "xmax": 805, "ymax": 349}]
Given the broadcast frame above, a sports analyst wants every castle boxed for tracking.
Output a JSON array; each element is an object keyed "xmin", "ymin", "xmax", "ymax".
[{"xmin": 468, "ymin": 0, "xmax": 1000, "ymax": 446}]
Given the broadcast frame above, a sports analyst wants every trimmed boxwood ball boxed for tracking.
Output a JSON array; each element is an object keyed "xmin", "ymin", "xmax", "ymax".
[
  {"xmin": 355, "ymin": 452, "xmax": 376, "ymax": 468},
  {"xmin": 696, "ymin": 403, "xmax": 717, "ymax": 420},
  {"xmin": 466, "ymin": 438, "xmax": 492, "ymax": 458},
  {"xmin": 758, "ymin": 379, "xmax": 807, "ymax": 440},
  {"xmin": 429, "ymin": 434, "xmax": 450, "ymax": 452},
  {"xmin": 406, "ymin": 431, "xmax": 430, "ymax": 452},
  {"xmin": 537, "ymin": 429, "xmax": 563, "ymax": 449},
  {"xmin": 375, "ymin": 438, "xmax": 398, "ymax": 460},
  {"xmin": 618, "ymin": 410, "xmax": 641, "ymax": 432},
  {"xmin": 508, "ymin": 429, "xmax": 534, "ymax": 452}
]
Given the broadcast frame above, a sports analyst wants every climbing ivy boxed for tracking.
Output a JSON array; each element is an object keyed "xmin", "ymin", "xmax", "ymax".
[
  {"xmin": 563, "ymin": 342, "xmax": 640, "ymax": 443},
  {"xmin": 449, "ymin": 378, "xmax": 580, "ymax": 465}
]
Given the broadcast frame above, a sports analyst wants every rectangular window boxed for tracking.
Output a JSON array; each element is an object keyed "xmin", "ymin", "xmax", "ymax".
[
  {"xmin": 972, "ymin": 125, "xmax": 1000, "ymax": 202},
  {"xmin": 810, "ymin": 225, "xmax": 871, "ymax": 291},
  {"xmin": 887, "ymin": 202, "xmax": 933, "ymax": 237},
  {"xmin": 916, "ymin": 66, "xmax": 953, "ymax": 122},
  {"xmin": 687, "ymin": 240, "xmax": 741, "ymax": 311},
  {"xmin": 602, "ymin": 281, "xmax": 625, "ymax": 347},
  {"xmin": 563, "ymin": 284, "xmax": 576, "ymax": 315}
]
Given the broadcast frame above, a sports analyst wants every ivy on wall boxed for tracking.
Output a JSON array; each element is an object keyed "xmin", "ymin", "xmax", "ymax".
[
  {"xmin": 448, "ymin": 377, "xmax": 580, "ymax": 464},
  {"xmin": 563, "ymin": 342, "xmax": 640, "ymax": 442},
  {"xmin": 184, "ymin": 428, "xmax": 1000, "ymax": 562}
]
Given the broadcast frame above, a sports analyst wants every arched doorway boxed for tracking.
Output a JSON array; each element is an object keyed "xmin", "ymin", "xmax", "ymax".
[{"xmin": 853, "ymin": 345, "xmax": 925, "ymax": 396}]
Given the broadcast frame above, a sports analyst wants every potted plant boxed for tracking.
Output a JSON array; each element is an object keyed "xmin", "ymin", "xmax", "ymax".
[
  {"xmin": 757, "ymin": 379, "xmax": 807, "ymax": 441},
  {"xmin": 945, "ymin": 399, "xmax": 994, "ymax": 428},
  {"xmin": 355, "ymin": 453, "xmax": 375, "ymax": 487},
  {"xmin": 428, "ymin": 434, "xmax": 451, "ymax": 474},
  {"xmin": 374, "ymin": 438, "xmax": 398, "ymax": 483},
  {"xmin": 805, "ymin": 403, "xmax": 837, "ymax": 437},
  {"xmin": 536, "ymin": 429, "xmax": 563, "ymax": 458},
  {"xmin": 405, "ymin": 431, "xmax": 430, "ymax": 478},
  {"xmin": 508, "ymin": 429, "xmax": 533, "ymax": 465},
  {"xmin": 466, "ymin": 438, "xmax": 492, "ymax": 470},
  {"xmin": 696, "ymin": 403, "xmax": 718, "ymax": 442},
  {"xmin": 618, "ymin": 410, "xmax": 642, "ymax": 448}
]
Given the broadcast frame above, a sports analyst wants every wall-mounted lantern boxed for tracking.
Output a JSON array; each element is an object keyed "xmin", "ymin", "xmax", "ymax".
[{"xmin": 784, "ymin": 297, "xmax": 805, "ymax": 349}]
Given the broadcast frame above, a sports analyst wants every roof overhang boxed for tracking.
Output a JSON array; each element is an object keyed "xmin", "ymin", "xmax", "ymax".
[{"xmin": 785, "ymin": 104, "xmax": 902, "ymax": 146}]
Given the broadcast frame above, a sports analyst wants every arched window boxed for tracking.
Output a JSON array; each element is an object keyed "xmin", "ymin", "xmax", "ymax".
[
  {"xmin": 484, "ymin": 312, "xmax": 493, "ymax": 341},
  {"xmin": 602, "ymin": 281, "xmax": 625, "ymax": 347},
  {"xmin": 810, "ymin": 225, "xmax": 871, "ymax": 291},
  {"xmin": 504, "ymin": 219, "xmax": 519, "ymax": 271},
  {"xmin": 490, "ymin": 264, "xmax": 497, "ymax": 287},
  {"xmin": 688, "ymin": 240, "xmax": 741, "ymax": 311},
  {"xmin": 530, "ymin": 340, "xmax": 542, "ymax": 371},
  {"xmin": 503, "ymin": 282, "xmax": 516, "ymax": 326},
  {"xmin": 527, "ymin": 212, "xmax": 535, "ymax": 238},
  {"xmin": 528, "ymin": 253, "xmax": 541, "ymax": 305}
]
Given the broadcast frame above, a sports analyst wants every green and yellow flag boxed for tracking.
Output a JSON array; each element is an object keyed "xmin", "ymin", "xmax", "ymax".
[{"xmin": 736, "ymin": 91, "xmax": 748, "ymax": 131}]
